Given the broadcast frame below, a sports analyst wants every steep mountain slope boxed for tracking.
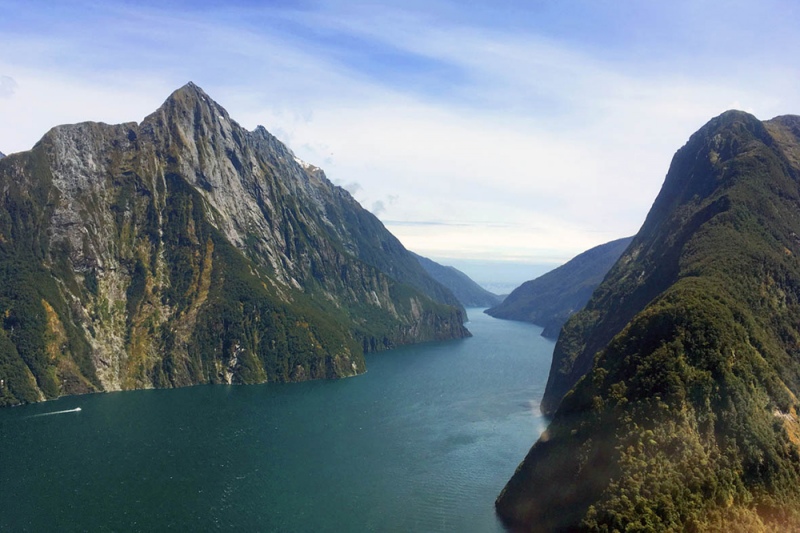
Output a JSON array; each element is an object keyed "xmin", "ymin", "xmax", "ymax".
[
  {"xmin": 485, "ymin": 236, "xmax": 632, "ymax": 338},
  {"xmin": 411, "ymin": 252, "xmax": 501, "ymax": 307},
  {"xmin": 497, "ymin": 111, "xmax": 800, "ymax": 531},
  {"xmin": 0, "ymin": 83, "xmax": 469, "ymax": 406},
  {"xmin": 0, "ymin": 151, "xmax": 5, "ymax": 159}
]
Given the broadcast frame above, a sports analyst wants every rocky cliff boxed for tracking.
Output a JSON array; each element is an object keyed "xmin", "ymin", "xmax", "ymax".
[
  {"xmin": 0, "ymin": 83, "xmax": 469, "ymax": 406},
  {"xmin": 486, "ymin": 236, "xmax": 632, "ymax": 339},
  {"xmin": 497, "ymin": 111, "xmax": 800, "ymax": 530}
]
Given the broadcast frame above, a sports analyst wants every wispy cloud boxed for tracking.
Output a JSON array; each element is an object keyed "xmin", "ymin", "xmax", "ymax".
[
  {"xmin": 369, "ymin": 194, "xmax": 397, "ymax": 216},
  {"xmin": 383, "ymin": 220, "xmax": 512, "ymax": 229},
  {"xmin": 341, "ymin": 181, "xmax": 362, "ymax": 196},
  {"xmin": 1, "ymin": 0, "xmax": 799, "ymax": 264},
  {"xmin": 0, "ymin": 76, "xmax": 17, "ymax": 98}
]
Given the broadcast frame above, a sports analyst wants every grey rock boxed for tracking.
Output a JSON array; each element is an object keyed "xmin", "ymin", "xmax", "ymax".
[{"xmin": 0, "ymin": 82, "xmax": 469, "ymax": 405}]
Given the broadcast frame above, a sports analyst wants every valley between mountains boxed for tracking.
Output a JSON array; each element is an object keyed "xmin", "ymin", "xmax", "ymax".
[{"xmin": 6, "ymin": 83, "xmax": 800, "ymax": 532}]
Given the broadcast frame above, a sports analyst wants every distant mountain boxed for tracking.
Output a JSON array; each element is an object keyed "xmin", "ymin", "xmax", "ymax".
[
  {"xmin": 0, "ymin": 83, "xmax": 469, "ymax": 407},
  {"xmin": 485, "ymin": 236, "xmax": 632, "ymax": 338},
  {"xmin": 496, "ymin": 111, "xmax": 800, "ymax": 531},
  {"xmin": 411, "ymin": 252, "xmax": 501, "ymax": 308},
  {"xmin": 0, "ymin": 151, "xmax": 5, "ymax": 159}
]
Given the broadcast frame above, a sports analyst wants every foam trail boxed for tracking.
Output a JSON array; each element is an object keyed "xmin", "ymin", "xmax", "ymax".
[{"xmin": 28, "ymin": 407, "xmax": 82, "ymax": 418}]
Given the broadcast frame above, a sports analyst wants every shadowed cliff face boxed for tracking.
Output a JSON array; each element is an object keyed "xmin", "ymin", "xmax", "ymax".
[
  {"xmin": 539, "ymin": 111, "xmax": 787, "ymax": 417},
  {"xmin": 0, "ymin": 83, "xmax": 469, "ymax": 406},
  {"xmin": 498, "ymin": 111, "xmax": 800, "ymax": 531},
  {"xmin": 411, "ymin": 252, "xmax": 502, "ymax": 308},
  {"xmin": 485, "ymin": 236, "xmax": 633, "ymax": 340}
]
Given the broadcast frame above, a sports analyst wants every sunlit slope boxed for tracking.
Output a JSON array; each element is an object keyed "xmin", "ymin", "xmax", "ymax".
[
  {"xmin": 0, "ymin": 83, "xmax": 469, "ymax": 406},
  {"xmin": 498, "ymin": 111, "xmax": 800, "ymax": 531}
]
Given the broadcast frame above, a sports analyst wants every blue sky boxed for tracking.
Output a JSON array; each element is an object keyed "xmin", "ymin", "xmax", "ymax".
[{"xmin": 1, "ymin": 0, "xmax": 799, "ymax": 286}]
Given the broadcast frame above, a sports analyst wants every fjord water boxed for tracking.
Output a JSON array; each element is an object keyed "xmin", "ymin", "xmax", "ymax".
[{"xmin": 0, "ymin": 310, "xmax": 553, "ymax": 532}]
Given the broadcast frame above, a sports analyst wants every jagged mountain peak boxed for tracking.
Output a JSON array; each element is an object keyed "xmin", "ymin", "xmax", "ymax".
[
  {"xmin": 145, "ymin": 83, "xmax": 316, "ymax": 186},
  {"xmin": 145, "ymin": 81, "xmax": 238, "ymax": 142},
  {"xmin": 0, "ymin": 83, "xmax": 468, "ymax": 407},
  {"xmin": 176, "ymin": 80, "xmax": 202, "ymax": 94},
  {"xmin": 143, "ymin": 82, "xmax": 308, "ymax": 183},
  {"xmin": 162, "ymin": 81, "xmax": 225, "ymax": 115}
]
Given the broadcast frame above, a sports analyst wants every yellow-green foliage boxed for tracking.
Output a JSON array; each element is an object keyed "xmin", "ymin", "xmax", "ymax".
[
  {"xmin": 0, "ymin": 84, "xmax": 470, "ymax": 406},
  {"xmin": 498, "ymin": 112, "xmax": 800, "ymax": 530}
]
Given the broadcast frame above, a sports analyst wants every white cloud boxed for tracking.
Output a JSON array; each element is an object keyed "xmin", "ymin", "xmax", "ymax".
[
  {"xmin": 336, "ymin": 181, "xmax": 362, "ymax": 196},
  {"xmin": 0, "ymin": 76, "xmax": 17, "ymax": 98},
  {"xmin": 0, "ymin": 68, "xmax": 174, "ymax": 154},
  {"xmin": 371, "ymin": 200, "xmax": 387, "ymax": 216},
  {"xmin": 1, "ymin": 1, "xmax": 799, "ymax": 265}
]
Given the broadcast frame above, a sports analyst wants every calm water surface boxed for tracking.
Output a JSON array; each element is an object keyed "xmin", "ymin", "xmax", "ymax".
[{"xmin": 0, "ymin": 309, "xmax": 554, "ymax": 532}]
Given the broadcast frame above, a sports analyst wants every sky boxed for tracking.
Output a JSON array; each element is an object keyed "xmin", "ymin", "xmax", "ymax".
[{"xmin": 1, "ymin": 0, "xmax": 799, "ymax": 289}]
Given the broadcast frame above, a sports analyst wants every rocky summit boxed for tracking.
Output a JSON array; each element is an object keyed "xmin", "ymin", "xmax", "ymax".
[
  {"xmin": 0, "ymin": 82, "xmax": 469, "ymax": 406},
  {"xmin": 497, "ymin": 111, "xmax": 800, "ymax": 531}
]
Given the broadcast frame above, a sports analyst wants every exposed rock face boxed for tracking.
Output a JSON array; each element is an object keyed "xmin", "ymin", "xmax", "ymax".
[
  {"xmin": 0, "ymin": 83, "xmax": 469, "ymax": 406},
  {"xmin": 411, "ymin": 252, "xmax": 501, "ymax": 308},
  {"xmin": 496, "ymin": 110, "xmax": 800, "ymax": 531},
  {"xmin": 486, "ymin": 236, "xmax": 633, "ymax": 339}
]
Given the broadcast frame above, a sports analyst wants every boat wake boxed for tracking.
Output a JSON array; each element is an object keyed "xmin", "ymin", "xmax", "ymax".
[{"xmin": 27, "ymin": 407, "xmax": 82, "ymax": 418}]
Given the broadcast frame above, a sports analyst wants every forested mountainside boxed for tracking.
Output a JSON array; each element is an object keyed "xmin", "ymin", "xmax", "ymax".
[
  {"xmin": 485, "ymin": 236, "xmax": 632, "ymax": 339},
  {"xmin": 0, "ymin": 83, "xmax": 469, "ymax": 406},
  {"xmin": 411, "ymin": 252, "xmax": 501, "ymax": 308},
  {"xmin": 497, "ymin": 111, "xmax": 800, "ymax": 531}
]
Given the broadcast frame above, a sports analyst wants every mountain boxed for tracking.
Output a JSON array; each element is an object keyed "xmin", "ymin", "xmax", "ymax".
[
  {"xmin": 0, "ymin": 82, "xmax": 469, "ymax": 407},
  {"xmin": 496, "ymin": 111, "xmax": 800, "ymax": 531},
  {"xmin": 411, "ymin": 252, "xmax": 501, "ymax": 307},
  {"xmin": 485, "ymin": 236, "xmax": 632, "ymax": 338},
  {"xmin": 0, "ymin": 151, "xmax": 5, "ymax": 159}
]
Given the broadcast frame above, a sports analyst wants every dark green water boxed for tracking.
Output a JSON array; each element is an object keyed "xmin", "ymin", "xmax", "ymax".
[{"xmin": 0, "ymin": 309, "xmax": 553, "ymax": 532}]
